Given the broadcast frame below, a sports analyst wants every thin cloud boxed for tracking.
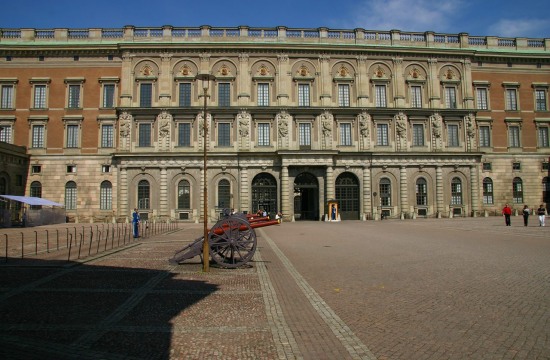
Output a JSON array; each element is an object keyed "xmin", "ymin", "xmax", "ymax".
[
  {"xmin": 347, "ymin": 0, "xmax": 464, "ymax": 33},
  {"xmin": 488, "ymin": 18, "xmax": 550, "ymax": 38}
]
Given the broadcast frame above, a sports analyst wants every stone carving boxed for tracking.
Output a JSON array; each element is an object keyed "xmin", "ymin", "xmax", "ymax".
[
  {"xmin": 119, "ymin": 112, "xmax": 132, "ymax": 138},
  {"xmin": 430, "ymin": 113, "xmax": 443, "ymax": 138},
  {"xmin": 394, "ymin": 112, "xmax": 407, "ymax": 138},
  {"xmin": 320, "ymin": 111, "xmax": 333, "ymax": 138},
  {"xmin": 237, "ymin": 111, "xmax": 250, "ymax": 137},
  {"xmin": 465, "ymin": 113, "xmax": 476, "ymax": 138},
  {"xmin": 358, "ymin": 112, "xmax": 371, "ymax": 138},
  {"xmin": 276, "ymin": 111, "xmax": 291, "ymax": 149},
  {"xmin": 157, "ymin": 112, "xmax": 171, "ymax": 139}
]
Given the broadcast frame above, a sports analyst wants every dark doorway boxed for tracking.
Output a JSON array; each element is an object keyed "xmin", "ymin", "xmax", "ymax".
[
  {"xmin": 294, "ymin": 172, "xmax": 319, "ymax": 220},
  {"xmin": 335, "ymin": 172, "xmax": 360, "ymax": 220}
]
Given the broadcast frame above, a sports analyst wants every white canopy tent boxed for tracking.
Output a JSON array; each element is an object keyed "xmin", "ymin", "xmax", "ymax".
[{"xmin": 0, "ymin": 195, "xmax": 65, "ymax": 227}]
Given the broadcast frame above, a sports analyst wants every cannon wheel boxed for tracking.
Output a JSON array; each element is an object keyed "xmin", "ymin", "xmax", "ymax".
[{"xmin": 209, "ymin": 216, "xmax": 257, "ymax": 268}]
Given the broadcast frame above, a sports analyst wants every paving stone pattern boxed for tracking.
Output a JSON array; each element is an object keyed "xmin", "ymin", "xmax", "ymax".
[{"xmin": 0, "ymin": 216, "xmax": 549, "ymax": 359}]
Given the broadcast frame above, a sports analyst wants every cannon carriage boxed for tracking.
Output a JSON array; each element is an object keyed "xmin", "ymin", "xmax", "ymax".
[{"xmin": 169, "ymin": 212, "xmax": 279, "ymax": 268}]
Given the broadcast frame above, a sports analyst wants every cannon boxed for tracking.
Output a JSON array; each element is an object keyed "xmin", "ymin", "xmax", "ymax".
[{"xmin": 169, "ymin": 213, "xmax": 279, "ymax": 268}]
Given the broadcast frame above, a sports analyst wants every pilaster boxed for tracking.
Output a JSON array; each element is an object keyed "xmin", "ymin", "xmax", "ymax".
[
  {"xmin": 160, "ymin": 167, "xmax": 168, "ymax": 217},
  {"xmin": 470, "ymin": 164, "xmax": 479, "ymax": 217},
  {"xmin": 436, "ymin": 166, "xmax": 444, "ymax": 216},
  {"xmin": 362, "ymin": 166, "xmax": 371, "ymax": 220},
  {"xmin": 400, "ymin": 166, "xmax": 408, "ymax": 216},
  {"xmin": 281, "ymin": 166, "xmax": 290, "ymax": 220},
  {"xmin": 240, "ymin": 166, "xmax": 249, "ymax": 213}
]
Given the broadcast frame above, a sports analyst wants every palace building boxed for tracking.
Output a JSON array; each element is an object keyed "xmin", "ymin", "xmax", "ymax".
[{"xmin": 0, "ymin": 26, "xmax": 549, "ymax": 222}]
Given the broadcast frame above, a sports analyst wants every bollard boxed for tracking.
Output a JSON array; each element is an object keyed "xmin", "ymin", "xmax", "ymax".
[
  {"xmin": 46, "ymin": 230, "xmax": 49, "ymax": 253},
  {"xmin": 21, "ymin": 232, "xmax": 24, "ymax": 258},
  {"xmin": 4, "ymin": 234, "xmax": 8, "ymax": 263},
  {"xmin": 34, "ymin": 231, "xmax": 38, "ymax": 255},
  {"xmin": 67, "ymin": 233, "xmax": 73, "ymax": 262}
]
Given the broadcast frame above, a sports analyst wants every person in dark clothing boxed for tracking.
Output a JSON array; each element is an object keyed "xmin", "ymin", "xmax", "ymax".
[
  {"xmin": 522, "ymin": 205, "xmax": 530, "ymax": 226},
  {"xmin": 502, "ymin": 203, "xmax": 512, "ymax": 226}
]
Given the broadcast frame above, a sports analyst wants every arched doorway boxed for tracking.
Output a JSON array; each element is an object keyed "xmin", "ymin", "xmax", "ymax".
[
  {"xmin": 251, "ymin": 173, "xmax": 277, "ymax": 215},
  {"xmin": 335, "ymin": 172, "xmax": 359, "ymax": 220},
  {"xmin": 294, "ymin": 172, "xmax": 319, "ymax": 220}
]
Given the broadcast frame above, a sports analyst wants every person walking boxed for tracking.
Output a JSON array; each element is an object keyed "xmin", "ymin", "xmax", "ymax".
[
  {"xmin": 522, "ymin": 205, "xmax": 530, "ymax": 226},
  {"xmin": 132, "ymin": 208, "xmax": 141, "ymax": 238},
  {"xmin": 502, "ymin": 203, "xmax": 512, "ymax": 226},
  {"xmin": 537, "ymin": 204, "xmax": 546, "ymax": 227}
]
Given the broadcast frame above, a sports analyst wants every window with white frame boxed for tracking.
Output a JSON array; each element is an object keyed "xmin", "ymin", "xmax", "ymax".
[
  {"xmin": 218, "ymin": 122, "xmax": 231, "ymax": 147},
  {"xmin": 482, "ymin": 177, "xmax": 494, "ymax": 204},
  {"xmin": 505, "ymin": 87, "xmax": 518, "ymax": 111},
  {"xmin": 479, "ymin": 125, "xmax": 491, "ymax": 147},
  {"xmin": 0, "ymin": 120, "xmax": 13, "ymax": 143},
  {"xmin": 512, "ymin": 177, "xmax": 523, "ymax": 204},
  {"xmin": 66, "ymin": 124, "xmax": 79, "ymax": 148},
  {"xmin": 137, "ymin": 179, "xmax": 150, "ymax": 209},
  {"xmin": 101, "ymin": 124, "xmax": 114, "ymax": 148},
  {"xmin": 138, "ymin": 123, "xmax": 152, "ymax": 147},
  {"xmin": 100, "ymin": 181, "xmax": 112, "ymax": 210},
  {"xmin": 339, "ymin": 123, "xmax": 352, "ymax": 146},
  {"xmin": 410, "ymin": 85, "xmax": 422, "ymax": 108},
  {"xmin": 298, "ymin": 122, "xmax": 311, "ymax": 147},
  {"xmin": 102, "ymin": 84, "xmax": 116, "ymax": 108},
  {"xmin": 178, "ymin": 122, "xmax": 191, "ymax": 147},
  {"xmin": 451, "ymin": 177, "xmax": 462, "ymax": 205},
  {"xmin": 257, "ymin": 83, "xmax": 270, "ymax": 107},
  {"xmin": 508, "ymin": 125, "xmax": 521, "ymax": 148},
  {"xmin": 376, "ymin": 123, "xmax": 389, "ymax": 146},
  {"xmin": 447, "ymin": 124, "xmax": 460, "ymax": 147},
  {"xmin": 476, "ymin": 87, "xmax": 489, "ymax": 110},
  {"xmin": 65, "ymin": 181, "xmax": 77, "ymax": 210},
  {"xmin": 64, "ymin": 78, "xmax": 84, "ymax": 109},
  {"xmin": 412, "ymin": 124, "xmax": 424, "ymax": 146},
  {"xmin": 218, "ymin": 179, "xmax": 231, "ymax": 208},
  {"xmin": 178, "ymin": 180, "xmax": 190, "ymax": 209},
  {"xmin": 257, "ymin": 123, "xmax": 270, "ymax": 146},
  {"xmin": 338, "ymin": 84, "xmax": 350, "ymax": 107},
  {"xmin": 416, "ymin": 177, "xmax": 427, "ymax": 206},
  {"xmin": 379, "ymin": 178, "xmax": 391, "ymax": 206},
  {"xmin": 375, "ymin": 84, "xmax": 387, "ymax": 107},
  {"xmin": 33, "ymin": 84, "xmax": 47, "ymax": 109},
  {"xmin": 444, "ymin": 86, "xmax": 457, "ymax": 109},
  {"xmin": 298, "ymin": 84, "xmax": 310, "ymax": 107},
  {"xmin": 538, "ymin": 125, "xmax": 549, "ymax": 147},
  {"xmin": 0, "ymin": 84, "xmax": 14, "ymax": 109},
  {"xmin": 535, "ymin": 88, "xmax": 548, "ymax": 111},
  {"xmin": 32, "ymin": 124, "xmax": 45, "ymax": 148}
]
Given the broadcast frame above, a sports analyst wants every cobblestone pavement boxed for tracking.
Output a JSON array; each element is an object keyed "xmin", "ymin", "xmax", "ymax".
[{"xmin": 0, "ymin": 216, "xmax": 549, "ymax": 359}]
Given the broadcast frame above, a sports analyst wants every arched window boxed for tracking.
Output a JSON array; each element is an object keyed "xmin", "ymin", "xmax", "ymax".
[
  {"xmin": 379, "ymin": 178, "xmax": 391, "ymax": 206},
  {"xmin": 65, "ymin": 181, "xmax": 77, "ymax": 210},
  {"xmin": 178, "ymin": 180, "xmax": 191, "ymax": 209},
  {"xmin": 30, "ymin": 181, "xmax": 42, "ymax": 198},
  {"xmin": 137, "ymin": 180, "xmax": 150, "ymax": 209},
  {"xmin": 451, "ymin": 177, "xmax": 462, "ymax": 205},
  {"xmin": 513, "ymin": 177, "xmax": 523, "ymax": 204},
  {"xmin": 482, "ymin": 177, "xmax": 494, "ymax": 205},
  {"xmin": 218, "ymin": 179, "xmax": 230, "ymax": 209},
  {"xmin": 335, "ymin": 172, "xmax": 359, "ymax": 220},
  {"xmin": 416, "ymin": 177, "xmax": 427, "ymax": 206},
  {"xmin": 252, "ymin": 173, "xmax": 277, "ymax": 214},
  {"xmin": 543, "ymin": 177, "xmax": 550, "ymax": 204},
  {"xmin": 100, "ymin": 181, "xmax": 112, "ymax": 210}
]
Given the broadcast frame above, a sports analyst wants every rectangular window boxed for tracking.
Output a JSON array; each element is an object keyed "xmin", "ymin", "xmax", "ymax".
[
  {"xmin": 34, "ymin": 85, "xmax": 47, "ymax": 109},
  {"xmin": 299, "ymin": 123, "xmax": 311, "ymax": 147},
  {"xmin": 138, "ymin": 123, "xmax": 151, "ymax": 147},
  {"xmin": 68, "ymin": 84, "xmax": 80, "ymax": 108},
  {"xmin": 338, "ymin": 84, "xmax": 350, "ymax": 107},
  {"xmin": 410, "ymin": 86, "xmax": 422, "ymax": 108},
  {"xmin": 31, "ymin": 165, "xmax": 41, "ymax": 174},
  {"xmin": 479, "ymin": 125, "xmax": 491, "ymax": 147},
  {"xmin": 32, "ymin": 125, "xmax": 44, "ymax": 148},
  {"xmin": 218, "ymin": 83, "xmax": 231, "ymax": 107},
  {"xmin": 445, "ymin": 87, "xmax": 457, "ymax": 109},
  {"xmin": 102, "ymin": 84, "xmax": 115, "ymax": 108},
  {"xmin": 1, "ymin": 85, "xmax": 14, "ymax": 109},
  {"xmin": 257, "ymin": 83, "xmax": 269, "ymax": 107},
  {"xmin": 506, "ymin": 89, "xmax": 518, "ymax": 110},
  {"xmin": 101, "ymin": 124, "xmax": 114, "ymax": 148},
  {"xmin": 298, "ymin": 84, "xmax": 310, "ymax": 107},
  {"xmin": 483, "ymin": 162, "xmax": 492, "ymax": 171},
  {"xmin": 140, "ymin": 83, "xmax": 152, "ymax": 107},
  {"xmin": 179, "ymin": 83, "xmax": 191, "ymax": 107},
  {"xmin": 508, "ymin": 125, "xmax": 520, "ymax": 147},
  {"xmin": 257, "ymin": 123, "xmax": 270, "ymax": 146},
  {"xmin": 483, "ymin": 181, "xmax": 494, "ymax": 205},
  {"xmin": 0, "ymin": 125, "xmax": 11, "ymax": 143},
  {"xmin": 448, "ymin": 124, "xmax": 459, "ymax": 147},
  {"xmin": 65, "ymin": 186, "xmax": 77, "ymax": 210},
  {"xmin": 538, "ymin": 126, "xmax": 549, "ymax": 147},
  {"xmin": 178, "ymin": 123, "xmax": 191, "ymax": 147},
  {"xmin": 218, "ymin": 123, "xmax": 231, "ymax": 146},
  {"xmin": 100, "ymin": 185, "xmax": 112, "ymax": 210},
  {"xmin": 412, "ymin": 124, "xmax": 424, "ymax": 146},
  {"xmin": 377, "ymin": 124, "xmax": 389, "ymax": 146},
  {"xmin": 375, "ymin": 85, "xmax": 387, "ymax": 107},
  {"xmin": 476, "ymin": 88, "xmax": 488, "ymax": 110},
  {"xmin": 66, "ymin": 124, "xmax": 79, "ymax": 148},
  {"xmin": 340, "ymin": 123, "xmax": 352, "ymax": 146},
  {"xmin": 535, "ymin": 89, "xmax": 547, "ymax": 111},
  {"xmin": 512, "ymin": 162, "xmax": 521, "ymax": 171}
]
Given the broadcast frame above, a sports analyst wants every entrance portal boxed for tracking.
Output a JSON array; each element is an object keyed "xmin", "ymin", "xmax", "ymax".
[{"xmin": 294, "ymin": 172, "xmax": 319, "ymax": 220}]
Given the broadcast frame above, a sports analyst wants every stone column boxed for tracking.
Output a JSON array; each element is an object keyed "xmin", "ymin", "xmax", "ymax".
[
  {"xmin": 470, "ymin": 164, "xmax": 479, "ymax": 217},
  {"xmin": 400, "ymin": 165, "xmax": 408, "ymax": 218},
  {"xmin": 240, "ymin": 166, "xmax": 249, "ymax": 213},
  {"xmin": 462, "ymin": 59, "xmax": 474, "ymax": 109},
  {"xmin": 362, "ymin": 165, "xmax": 371, "ymax": 220},
  {"xmin": 160, "ymin": 166, "xmax": 168, "ymax": 218},
  {"xmin": 120, "ymin": 166, "xmax": 128, "ymax": 219},
  {"xmin": 281, "ymin": 166, "xmax": 290, "ymax": 220},
  {"xmin": 120, "ymin": 52, "xmax": 133, "ymax": 107},
  {"xmin": 436, "ymin": 166, "xmax": 444, "ymax": 217},
  {"xmin": 326, "ymin": 165, "xmax": 334, "ymax": 201}
]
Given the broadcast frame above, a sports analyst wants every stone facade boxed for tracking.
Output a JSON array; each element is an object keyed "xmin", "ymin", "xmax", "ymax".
[{"xmin": 0, "ymin": 26, "xmax": 549, "ymax": 222}]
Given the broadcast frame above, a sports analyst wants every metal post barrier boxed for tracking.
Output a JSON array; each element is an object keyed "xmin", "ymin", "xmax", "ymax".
[
  {"xmin": 97, "ymin": 230, "xmax": 102, "ymax": 254},
  {"xmin": 21, "ymin": 232, "xmax": 24, "ymax": 258},
  {"xmin": 67, "ymin": 233, "xmax": 73, "ymax": 262},
  {"xmin": 34, "ymin": 231, "xmax": 38, "ymax": 255},
  {"xmin": 88, "ymin": 226, "xmax": 93, "ymax": 256},
  {"xmin": 46, "ymin": 230, "xmax": 49, "ymax": 253},
  {"xmin": 78, "ymin": 233, "xmax": 83, "ymax": 259},
  {"xmin": 4, "ymin": 234, "xmax": 8, "ymax": 263},
  {"xmin": 56, "ymin": 229, "xmax": 60, "ymax": 251}
]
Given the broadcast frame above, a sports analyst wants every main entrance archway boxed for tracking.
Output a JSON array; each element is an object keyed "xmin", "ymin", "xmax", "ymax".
[
  {"xmin": 294, "ymin": 172, "xmax": 319, "ymax": 220},
  {"xmin": 251, "ymin": 173, "xmax": 277, "ymax": 215},
  {"xmin": 335, "ymin": 172, "xmax": 360, "ymax": 220}
]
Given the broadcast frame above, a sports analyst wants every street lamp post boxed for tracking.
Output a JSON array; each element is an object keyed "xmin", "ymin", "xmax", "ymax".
[{"xmin": 196, "ymin": 73, "xmax": 215, "ymax": 272}]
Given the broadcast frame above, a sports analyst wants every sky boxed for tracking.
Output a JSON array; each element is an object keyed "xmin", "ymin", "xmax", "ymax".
[{"xmin": 2, "ymin": 0, "xmax": 549, "ymax": 38}]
